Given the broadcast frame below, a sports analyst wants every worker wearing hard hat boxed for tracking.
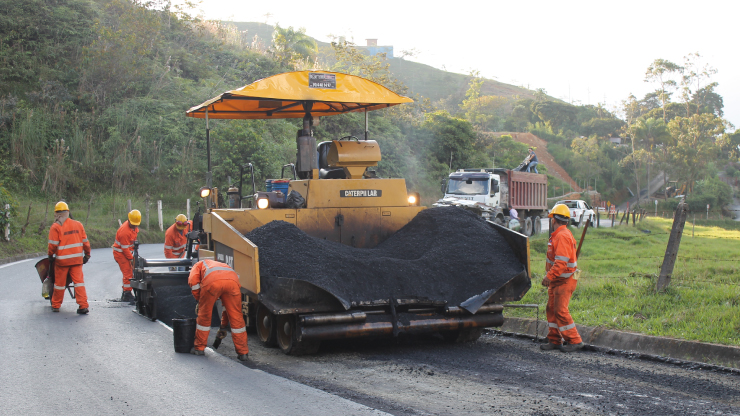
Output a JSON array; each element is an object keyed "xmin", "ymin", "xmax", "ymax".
[
  {"xmin": 164, "ymin": 214, "xmax": 192, "ymax": 271},
  {"xmin": 47, "ymin": 201, "xmax": 92, "ymax": 313},
  {"xmin": 188, "ymin": 259, "xmax": 249, "ymax": 361},
  {"xmin": 541, "ymin": 204, "xmax": 584, "ymax": 352},
  {"xmin": 164, "ymin": 214, "xmax": 191, "ymax": 259},
  {"xmin": 113, "ymin": 210, "xmax": 140, "ymax": 302}
]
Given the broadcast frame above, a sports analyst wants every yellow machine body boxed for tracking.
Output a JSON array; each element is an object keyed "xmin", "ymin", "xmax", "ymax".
[
  {"xmin": 326, "ymin": 140, "xmax": 381, "ymax": 179},
  {"xmin": 200, "ymin": 177, "xmax": 424, "ymax": 296}
]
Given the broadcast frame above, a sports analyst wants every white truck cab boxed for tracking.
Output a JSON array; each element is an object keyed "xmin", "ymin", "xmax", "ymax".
[{"xmin": 442, "ymin": 169, "xmax": 501, "ymax": 207}]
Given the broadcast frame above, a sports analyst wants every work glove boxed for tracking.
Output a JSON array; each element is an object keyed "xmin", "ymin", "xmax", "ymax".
[
  {"xmin": 48, "ymin": 255, "xmax": 54, "ymax": 263},
  {"xmin": 216, "ymin": 328, "xmax": 228, "ymax": 340},
  {"xmin": 83, "ymin": 254, "xmax": 90, "ymax": 264},
  {"xmin": 195, "ymin": 303, "xmax": 199, "ymax": 315},
  {"xmin": 541, "ymin": 277, "xmax": 551, "ymax": 288}
]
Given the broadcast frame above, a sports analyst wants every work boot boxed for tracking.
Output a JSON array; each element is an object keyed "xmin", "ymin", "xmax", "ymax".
[
  {"xmin": 77, "ymin": 308, "xmax": 89, "ymax": 315},
  {"xmin": 52, "ymin": 307, "xmax": 60, "ymax": 312},
  {"xmin": 540, "ymin": 342, "xmax": 560, "ymax": 351},
  {"xmin": 120, "ymin": 291, "xmax": 135, "ymax": 303},
  {"xmin": 237, "ymin": 354, "xmax": 249, "ymax": 361},
  {"xmin": 190, "ymin": 347, "xmax": 205, "ymax": 356},
  {"xmin": 559, "ymin": 342, "xmax": 585, "ymax": 352}
]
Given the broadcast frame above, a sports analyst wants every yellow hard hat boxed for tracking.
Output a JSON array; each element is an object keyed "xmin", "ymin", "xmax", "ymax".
[
  {"xmin": 54, "ymin": 201, "xmax": 69, "ymax": 212},
  {"xmin": 128, "ymin": 209, "xmax": 142, "ymax": 226},
  {"xmin": 175, "ymin": 214, "xmax": 188, "ymax": 229},
  {"xmin": 549, "ymin": 204, "xmax": 571, "ymax": 220}
]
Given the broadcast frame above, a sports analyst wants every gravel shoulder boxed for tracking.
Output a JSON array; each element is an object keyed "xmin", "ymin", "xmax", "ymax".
[{"xmin": 210, "ymin": 330, "xmax": 740, "ymax": 415}]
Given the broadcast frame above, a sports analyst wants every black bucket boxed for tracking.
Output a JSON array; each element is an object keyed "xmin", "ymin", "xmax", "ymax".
[{"xmin": 172, "ymin": 318, "xmax": 196, "ymax": 353}]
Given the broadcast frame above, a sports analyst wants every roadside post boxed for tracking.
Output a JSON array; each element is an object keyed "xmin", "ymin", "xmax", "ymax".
[
  {"xmin": 707, "ymin": 204, "xmax": 710, "ymax": 220},
  {"xmin": 656, "ymin": 201, "xmax": 688, "ymax": 292},
  {"xmin": 128, "ymin": 199, "xmax": 132, "ymax": 213},
  {"xmin": 145, "ymin": 195, "xmax": 150, "ymax": 230},
  {"xmin": 158, "ymin": 200, "xmax": 163, "ymax": 231},
  {"xmin": 187, "ymin": 199, "xmax": 191, "ymax": 219},
  {"xmin": 655, "ymin": 200, "xmax": 658, "ymax": 217}
]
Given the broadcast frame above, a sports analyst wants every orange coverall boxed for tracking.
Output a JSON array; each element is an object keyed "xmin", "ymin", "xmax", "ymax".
[
  {"xmin": 164, "ymin": 222, "xmax": 188, "ymax": 259},
  {"xmin": 48, "ymin": 218, "xmax": 91, "ymax": 309},
  {"xmin": 113, "ymin": 220, "xmax": 139, "ymax": 292},
  {"xmin": 188, "ymin": 259, "xmax": 248, "ymax": 355},
  {"xmin": 545, "ymin": 224, "xmax": 582, "ymax": 345}
]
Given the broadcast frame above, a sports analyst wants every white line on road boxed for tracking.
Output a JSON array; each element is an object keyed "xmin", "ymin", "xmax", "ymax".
[{"xmin": 0, "ymin": 258, "xmax": 35, "ymax": 269}]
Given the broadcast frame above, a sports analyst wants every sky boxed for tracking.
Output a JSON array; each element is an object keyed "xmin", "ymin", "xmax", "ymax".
[{"xmin": 191, "ymin": 0, "xmax": 739, "ymax": 129}]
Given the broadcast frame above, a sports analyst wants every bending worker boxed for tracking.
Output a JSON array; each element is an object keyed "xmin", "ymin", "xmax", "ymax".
[
  {"xmin": 541, "ymin": 204, "xmax": 584, "ymax": 352},
  {"xmin": 113, "ymin": 210, "xmax": 140, "ymax": 302},
  {"xmin": 48, "ymin": 201, "xmax": 91, "ymax": 313},
  {"xmin": 164, "ymin": 214, "xmax": 190, "ymax": 259},
  {"xmin": 188, "ymin": 259, "xmax": 249, "ymax": 361}
]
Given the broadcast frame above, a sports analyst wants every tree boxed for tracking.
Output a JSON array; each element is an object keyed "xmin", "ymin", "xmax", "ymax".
[
  {"xmin": 644, "ymin": 59, "xmax": 682, "ymax": 122},
  {"xmin": 271, "ymin": 25, "xmax": 317, "ymax": 67},
  {"xmin": 680, "ymin": 52, "xmax": 718, "ymax": 116},
  {"xmin": 667, "ymin": 114, "xmax": 727, "ymax": 193},
  {"xmin": 630, "ymin": 117, "xmax": 671, "ymax": 197}
]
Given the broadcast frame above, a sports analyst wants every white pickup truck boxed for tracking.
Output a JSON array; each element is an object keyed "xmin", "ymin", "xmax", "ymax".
[{"xmin": 553, "ymin": 200, "xmax": 595, "ymax": 227}]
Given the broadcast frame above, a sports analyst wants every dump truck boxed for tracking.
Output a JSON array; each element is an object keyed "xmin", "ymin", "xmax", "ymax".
[
  {"xmin": 435, "ymin": 168, "xmax": 548, "ymax": 236},
  {"xmin": 130, "ymin": 71, "xmax": 532, "ymax": 355}
]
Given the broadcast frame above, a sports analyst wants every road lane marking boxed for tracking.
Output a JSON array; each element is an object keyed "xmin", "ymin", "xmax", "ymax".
[{"xmin": 0, "ymin": 258, "xmax": 35, "ymax": 269}]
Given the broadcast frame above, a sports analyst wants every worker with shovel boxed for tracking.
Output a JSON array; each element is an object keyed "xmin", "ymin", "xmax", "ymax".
[
  {"xmin": 113, "ymin": 210, "xmax": 140, "ymax": 302},
  {"xmin": 541, "ymin": 204, "xmax": 584, "ymax": 352},
  {"xmin": 188, "ymin": 259, "xmax": 249, "ymax": 361},
  {"xmin": 47, "ymin": 201, "xmax": 91, "ymax": 313}
]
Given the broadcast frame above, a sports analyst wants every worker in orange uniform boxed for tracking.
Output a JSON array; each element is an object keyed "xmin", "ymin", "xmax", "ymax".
[
  {"xmin": 164, "ymin": 214, "xmax": 194, "ymax": 271},
  {"xmin": 113, "ymin": 210, "xmax": 140, "ymax": 302},
  {"xmin": 188, "ymin": 259, "xmax": 249, "ymax": 361},
  {"xmin": 541, "ymin": 204, "xmax": 584, "ymax": 352},
  {"xmin": 47, "ymin": 201, "xmax": 91, "ymax": 313}
]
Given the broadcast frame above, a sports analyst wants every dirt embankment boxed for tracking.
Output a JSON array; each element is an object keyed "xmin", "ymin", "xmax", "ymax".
[{"xmin": 492, "ymin": 132, "xmax": 582, "ymax": 192}]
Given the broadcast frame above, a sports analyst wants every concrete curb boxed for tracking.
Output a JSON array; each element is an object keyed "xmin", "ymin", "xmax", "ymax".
[
  {"xmin": 0, "ymin": 252, "xmax": 44, "ymax": 265},
  {"xmin": 502, "ymin": 317, "xmax": 740, "ymax": 370}
]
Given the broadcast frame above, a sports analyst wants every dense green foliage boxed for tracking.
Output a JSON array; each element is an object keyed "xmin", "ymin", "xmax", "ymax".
[{"xmin": 0, "ymin": 1, "xmax": 735, "ymax": 221}]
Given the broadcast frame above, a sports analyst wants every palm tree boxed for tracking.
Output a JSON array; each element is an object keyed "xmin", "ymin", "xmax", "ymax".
[{"xmin": 272, "ymin": 25, "xmax": 318, "ymax": 67}]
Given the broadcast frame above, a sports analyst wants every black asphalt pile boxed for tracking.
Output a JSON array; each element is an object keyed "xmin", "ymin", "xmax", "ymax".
[
  {"xmin": 155, "ymin": 285, "xmax": 197, "ymax": 327},
  {"xmin": 245, "ymin": 206, "xmax": 525, "ymax": 309}
]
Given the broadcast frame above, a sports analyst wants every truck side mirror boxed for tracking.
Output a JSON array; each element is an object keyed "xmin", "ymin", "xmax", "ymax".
[
  {"xmin": 440, "ymin": 178, "xmax": 447, "ymax": 195},
  {"xmin": 491, "ymin": 180, "xmax": 499, "ymax": 196}
]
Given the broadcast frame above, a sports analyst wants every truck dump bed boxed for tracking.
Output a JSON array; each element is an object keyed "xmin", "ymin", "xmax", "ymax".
[{"xmin": 495, "ymin": 169, "xmax": 548, "ymax": 211}]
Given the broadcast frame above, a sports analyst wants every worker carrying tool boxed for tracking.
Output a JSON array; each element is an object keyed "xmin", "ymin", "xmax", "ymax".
[
  {"xmin": 47, "ymin": 201, "xmax": 91, "ymax": 314},
  {"xmin": 541, "ymin": 204, "xmax": 584, "ymax": 352},
  {"xmin": 188, "ymin": 259, "xmax": 249, "ymax": 361},
  {"xmin": 113, "ymin": 210, "xmax": 140, "ymax": 302}
]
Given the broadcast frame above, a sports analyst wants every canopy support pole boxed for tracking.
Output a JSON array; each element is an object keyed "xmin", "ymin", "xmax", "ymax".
[
  {"xmin": 364, "ymin": 108, "xmax": 368, "ymax": 140},
  {"xmin": 206, "ymin": 109, "xmax": 212, "ymax": 187}
]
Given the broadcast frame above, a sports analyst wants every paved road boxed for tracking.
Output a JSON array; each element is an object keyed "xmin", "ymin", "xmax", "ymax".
[{"xmin": 0, "ymin": 246, "xmax": 387, "ymax": 416}]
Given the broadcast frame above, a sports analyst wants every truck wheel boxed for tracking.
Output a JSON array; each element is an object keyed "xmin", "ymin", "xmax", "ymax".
[
  {"xmin": 522, "ymin": 217, "xmax": 533, "ymax": 236},
  {"xmin": 256, "ymin": 304, "xmax": 277, "ymax": 347},
  {"xmin": 493, "ymin": 216, "xmax": 504, "ymax": 226},
  {"xmin": 533, "ymin": 217, "xmax": 542, "ymax": 235},
  {"xmin": 276, "ymin": 314, "xmax": 320, "ymax": 355}
]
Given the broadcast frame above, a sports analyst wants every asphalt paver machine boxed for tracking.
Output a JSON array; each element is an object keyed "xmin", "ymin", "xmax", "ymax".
[{"xmin": 175, "ymin": 71, "xmax": 532, "ymax": 354}]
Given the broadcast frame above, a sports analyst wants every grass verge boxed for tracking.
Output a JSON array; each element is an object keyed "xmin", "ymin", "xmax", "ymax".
[{"xmin": 509, "ymin": 218, "xmax": 740, "ymax": 346}]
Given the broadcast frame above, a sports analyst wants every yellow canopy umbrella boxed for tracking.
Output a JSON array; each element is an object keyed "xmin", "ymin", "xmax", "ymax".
[{"xmin": 186, "ymin": 71, "xmax": 413, "ymax": 120}]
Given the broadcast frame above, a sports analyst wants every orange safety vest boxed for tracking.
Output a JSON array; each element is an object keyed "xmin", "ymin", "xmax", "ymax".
[
  {"xmin": 113, "ymin": 220, "xmax": 139, "ymax": 260},
  {"xmin": 545, "ymin": 224, "xmax": 578, "ymax": 283},
  {"xmin": 188, "ymin": 259, "xmax": 239, "ymax": 301},
  {"xmin": 48, "ymin": 219, "xmax": 91, "ymax": 267},
  {"xmin": 164, "ymin": 222, "xmax": 188, "ymax": 258}
]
